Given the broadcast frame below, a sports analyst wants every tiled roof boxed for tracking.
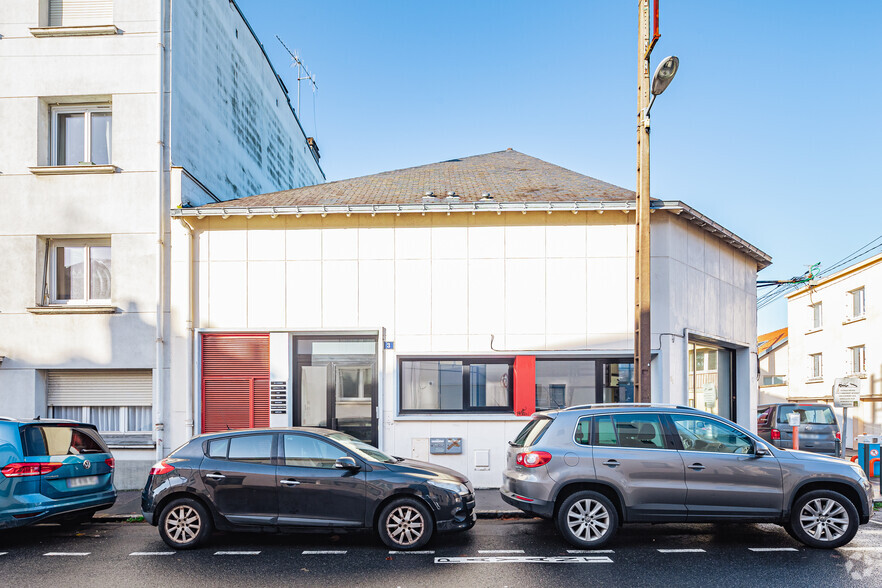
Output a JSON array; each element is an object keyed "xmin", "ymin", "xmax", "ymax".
[
  {"xmin": 201, "ymin": 149, "xmax": 636, "ymax": 208},
  {"xmin": 757, "ymin": 328, "xmax": 788, "ymax": 355}
]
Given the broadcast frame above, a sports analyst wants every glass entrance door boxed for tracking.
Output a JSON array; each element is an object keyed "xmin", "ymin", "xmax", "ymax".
[{"xmin": 294, "ymin": 337, "xmax": 378, "ymax": 445}]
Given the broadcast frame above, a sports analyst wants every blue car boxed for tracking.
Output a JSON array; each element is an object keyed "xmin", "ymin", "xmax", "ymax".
[{"xmin": 0, "ymin": 418, "xmax": 116, "ymax": 528}]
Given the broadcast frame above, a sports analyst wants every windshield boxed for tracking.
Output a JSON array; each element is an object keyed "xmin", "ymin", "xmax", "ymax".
[
  {"xmin": 326, "ymin": 432, "xmax": 397, "ymax": 464},
  {"xmin": 511, "ymin": 417, "xmax": 553, "ymax": 448},
  {"xmin": 777, "ymin": 405, "xmax": 836, "ymax": 425}
]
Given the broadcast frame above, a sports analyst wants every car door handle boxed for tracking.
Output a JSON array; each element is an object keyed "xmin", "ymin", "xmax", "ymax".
[
  {"xmin": 602, "ymin": 460, "xmax": 620, "ymax": 468},
  {"xmin": 205, "ymin": 473, "xmax": 226, "ymax": 480},
  {"xmin": 280, "ymin": 479, "xmax": 301, "ymax": 487},
  {"xmin": 687, "ymin": 463, "xmax": 706, "ymax": 471}
]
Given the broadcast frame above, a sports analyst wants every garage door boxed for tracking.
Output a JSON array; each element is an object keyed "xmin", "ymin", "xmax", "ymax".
[{"xmin": 201, "ymin": 333, "xmax": 269, "ymax": 433}]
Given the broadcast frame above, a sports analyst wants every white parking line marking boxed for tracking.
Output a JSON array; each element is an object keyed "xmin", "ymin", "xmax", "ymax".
[
  {"xmin": 871, "ymin": 520, "xmax": 882, "ymax": 526},
  {"xmin": 130, "ymin": 552, "xmax": 175, "ymax": 556},
  {"xmin": 657, "ymin": 549, "xmax": 705, "ymax": 553},
  {"xmin": 477, "ymin": 549, "xmax": 525, "ymax": 554},
  {"xmin": 435, "ymin": 556, "xmax": 613, "ymax": 564},
  {"xmin": 213, "ymin": 551, "xmax": 260, "ymax": 555},
  {"xmin": 748, "ymin": 548, "xmax": 798, "ymax": 552},
  {"xmin": 302, "ymin": 550, "xmax": 347, "ymax": 555},
  {"xmin": 0, "ymin": 552, "xmax": 7, "ymax": 556},
  {"xmin": 44, "ymin": 552, "xmax": 90, "ymax": 556},
  {"xmin": 858, "ymin": 529, "xmax": 882, "ymax": 534},
  {"xmin": 567, "ymin": 549, "xmax": 614, "ymax": 554},
  {"xmin": 389, "ymin": 550, "xmax": 435, "ymax": 554}
]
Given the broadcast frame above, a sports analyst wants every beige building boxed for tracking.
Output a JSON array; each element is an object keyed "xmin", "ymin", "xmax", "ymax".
[
  {"xmin": 0, "ymin": 0, "xmax": 323, "ymax": 487},
  {"xmin": 167, "ymin": 150, "xmax": 771, "ymax": 488},
  {"xmin": 758, "ymin": 328, "xmax": 788, "ymax": 405},
  {"xmin": 787, "ymin": 252, "xmax": 882, "ymax": 447}
]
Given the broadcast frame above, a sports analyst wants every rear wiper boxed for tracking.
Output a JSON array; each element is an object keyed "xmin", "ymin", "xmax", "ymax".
[{"xmin": 508, "ymin": 441, "xmax": 519, "ymax": 447}]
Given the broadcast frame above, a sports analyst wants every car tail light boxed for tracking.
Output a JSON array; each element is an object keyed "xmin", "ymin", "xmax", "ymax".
[
  {"xmin": 771, "ymin": 429, "xmax": 781, "ymax": 440},
  {"xmin": 515, "ymin": 451, "xmax": 552, "ymax": 468},
  {"xmin": 0, "ymin": 462, "xmax": 63, "ymax": 478},
  {"xmin": 149, "ymin": 460, "xmax": 174, "ymax": 476},
  {"xmin": 835, "ymin": 432, "xmax": 841, "ymax": 441},
  {"xmin": 105, "ymin": 458, "xmax": 115, "ymax": 469}
]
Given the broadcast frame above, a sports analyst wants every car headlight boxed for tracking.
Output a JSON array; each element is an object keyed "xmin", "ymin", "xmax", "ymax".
[
  {"xmin": 427, "ymin": 480, "xmax": 469, "ymax": 495},
  {"xmin": 850, "ymin": 464, "xmax": 869, "ymax": 481}
]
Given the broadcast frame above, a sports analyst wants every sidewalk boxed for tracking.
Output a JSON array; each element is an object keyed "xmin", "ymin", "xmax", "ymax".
[{"xmin": 96, "ymin": 488, "xmax": 526, "ymax": 521}]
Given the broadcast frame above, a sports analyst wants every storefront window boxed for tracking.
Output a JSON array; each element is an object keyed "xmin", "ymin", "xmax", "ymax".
[
  {"xmin": 400, "ymin": 359, "xmax": 512, "ymax": 413},
  {"xmin": 687, "ymin": 340, "xmax": 733, "ymax": 419},
  {"xmin": 534, "ymin": 359, "xmax": 633, "ymax": 410}
]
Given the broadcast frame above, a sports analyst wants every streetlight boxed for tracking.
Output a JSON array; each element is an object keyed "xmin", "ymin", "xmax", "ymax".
[{"xmin": 634, "ymin": 0, "xmax": 679, "ymax": 404}]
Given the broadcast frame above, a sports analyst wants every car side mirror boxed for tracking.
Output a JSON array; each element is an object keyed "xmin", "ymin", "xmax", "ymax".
[
  {"xmin": 754, "ymin": 445, "xmax": 771, "ymax": 457},
  {"xmin": 334, "ymin": 456, "xmax": 360, "ymax": 470}
]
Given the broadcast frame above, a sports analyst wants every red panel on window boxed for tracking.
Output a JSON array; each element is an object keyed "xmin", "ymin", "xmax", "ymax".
[
  {"xmin": 201, "ymin": 333, "xmax": 269, "ymax": 433},
  {"xmin": 513, "ymin": 356, "xmax": 536, "ymax": 417}
]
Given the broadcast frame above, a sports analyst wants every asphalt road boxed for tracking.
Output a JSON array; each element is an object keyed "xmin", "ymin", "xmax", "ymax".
[{"xmin": 3, "ymin": 514, "xmax": 882, "ymax": 588}]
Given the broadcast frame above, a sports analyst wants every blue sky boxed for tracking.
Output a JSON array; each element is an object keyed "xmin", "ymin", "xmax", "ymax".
[{"xmin": 240, "ymin": 1, "xmax": 881, "ymax": 334}]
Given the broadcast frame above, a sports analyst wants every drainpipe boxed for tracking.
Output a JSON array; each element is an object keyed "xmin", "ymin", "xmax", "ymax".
[
  {"xmin": 153, "ymin": 0, "xmax": 168, "ymax": 461},
  {"xmin": 178, "ymin": 217, "xmax": 196, "ymax": 439}
]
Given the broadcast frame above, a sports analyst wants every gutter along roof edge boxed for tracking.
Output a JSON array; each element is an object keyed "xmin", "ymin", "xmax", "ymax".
[{"xmin": 172, "ymin": 199, "xmax": 771, "ymax": 269}]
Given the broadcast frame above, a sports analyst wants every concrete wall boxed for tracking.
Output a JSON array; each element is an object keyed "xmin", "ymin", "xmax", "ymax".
[
  {"xmin": 169, "ymin": 0, "xmax": 324, "ymax": 203},
  {"xmin": 171, "ymin": 209, "xmax": 761, "ymax": 487},
  {"xmin": 787, "ymin": 255, "xmax": 882, "ymax": 446}
]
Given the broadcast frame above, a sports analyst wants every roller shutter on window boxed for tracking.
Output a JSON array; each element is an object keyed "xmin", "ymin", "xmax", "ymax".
[
  {"xmin": 49, "ymin": 0, "xmax": 113, "ymax": 27},
  {"xmin": 47, "ymin": 370, "xmax": 152, "ymax": 406},
  {"xmin": 201, "ymin": 333, "xmax": 270, "ymax": 433}
]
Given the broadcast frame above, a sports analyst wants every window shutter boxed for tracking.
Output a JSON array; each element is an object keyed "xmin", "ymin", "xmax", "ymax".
[
  {"xmin": 49, "ymin": 0, "xmax": 113, "ymax": 27},
  {"xmin": 47, "ymin": 370, "xmax": 152, "ymax": 406},
  {"xmin": 201, "ymin": 333, "xmax": 270, "ymax": 433}
]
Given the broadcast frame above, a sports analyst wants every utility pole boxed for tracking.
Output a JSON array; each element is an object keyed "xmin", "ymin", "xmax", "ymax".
[{"xmin": 634, "ymin": 0, "xmax": 654, "ymax": 403}]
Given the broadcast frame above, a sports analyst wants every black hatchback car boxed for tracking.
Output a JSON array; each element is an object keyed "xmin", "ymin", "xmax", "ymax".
[{"xmin": 142, "ymin": 427, "xmax": 476, "ymax": 550}]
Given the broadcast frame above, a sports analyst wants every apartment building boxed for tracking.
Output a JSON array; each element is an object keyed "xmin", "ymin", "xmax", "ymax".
[
  {"xmin": 787, "ymin": 252, "xmax": 882, "ymax": 447},
  {"xmin": 0, "ymin": 0, "xmax": 323, "ymax": 487}
]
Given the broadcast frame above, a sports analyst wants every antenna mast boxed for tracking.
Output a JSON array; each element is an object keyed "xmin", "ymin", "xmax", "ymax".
[{"xmin": 275, "ymin": 35, "xmax": 317, "ymax": 115}]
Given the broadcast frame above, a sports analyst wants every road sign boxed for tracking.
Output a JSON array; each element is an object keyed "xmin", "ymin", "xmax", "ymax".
[{"xmin": 833, "ymin": 377, "xmax": 861, "ymax": 408}]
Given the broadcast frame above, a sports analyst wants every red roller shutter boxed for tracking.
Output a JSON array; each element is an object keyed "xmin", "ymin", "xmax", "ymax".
[{"xmin": 201, "ymin": 333, "xmax": 270, "ymax": 433}]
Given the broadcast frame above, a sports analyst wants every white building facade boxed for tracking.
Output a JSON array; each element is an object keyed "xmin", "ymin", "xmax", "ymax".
[
  {"xmin": 787, "ymin": 253, "xmax": 882, "ymax": 447},
  {"xmin": 167, "ymin": 151, "xmax": 770, "ymax": 488},
  {"xmin": 0, "ymin": 0, "xmax": 323, "ymax": 487},
  {"xmin": 758, "ymin": 328, "xmax": 788, "ymax": 405}
]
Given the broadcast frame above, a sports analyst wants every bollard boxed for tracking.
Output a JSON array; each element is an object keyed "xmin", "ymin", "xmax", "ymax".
[{"xmin": 788, "ymin": 412, "xmax": 800, "ymax": 451}]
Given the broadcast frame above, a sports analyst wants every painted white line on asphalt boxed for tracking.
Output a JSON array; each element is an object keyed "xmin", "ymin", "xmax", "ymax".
[
  {"xmin": 302, "ymin": 550, "xmax": 347, "ymax": 555},
  {"xmin": 44, "ymin": 552, "xmax": 90, "ymax": 556},
  {"xmin": 0, "ymin": 552, "xmax": 7, "ymax": 556},
  {"xmin": 477, "ymin": 549, "xmax": 525, "ymax": 554},
  {"xmin": 213, "ymin": 551, "xmax": 260, "ymax": 556},
  {"xmin": 435, "ymin": 556, "xmax": 613, "ymax": 564},
  {"xmin": 130, "ymin": 552, "xmax": 175, "ymax": 556},
  {"xmin": 871, "ymin": 520, "xmax": 882, "ymax": 526},
  {"xmin": 657, "ymin": 549, "xmax": 705, "ymax": 553},
  {"xmin": 858, "ymin": 529, "xmax": 882, "ymax": 534},
  {"xmin": 567, "ymin": 550, "xmax": 614, "ymax": 554},
  {"xmin": 389, "ymin": 550, "xmax": 435, "ymax": 554},
  {"xmin": 748, "ymin": 548, "xmax": 798, "ymax": 552}
]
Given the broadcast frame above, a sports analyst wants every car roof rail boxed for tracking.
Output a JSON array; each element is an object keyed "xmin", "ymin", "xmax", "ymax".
[{"xmin": 562, "ymin": 402, "xmax": 692, "ymax": 412}]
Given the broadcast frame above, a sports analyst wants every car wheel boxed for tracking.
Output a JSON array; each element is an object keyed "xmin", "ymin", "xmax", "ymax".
[
  {"xmin": 556, "ymin": 491, "xmax": 618, "ymax": 549},
  {"xmin": 788, "ymin": 490, "xmax": 859, "ymax": 549},
  {"xmin": 158, "ymin": 497, "xmax": 212, "ymax": 550},
  {"xmin": 377, "ymin": 497, "xmax": 434, "ymax": 550}
]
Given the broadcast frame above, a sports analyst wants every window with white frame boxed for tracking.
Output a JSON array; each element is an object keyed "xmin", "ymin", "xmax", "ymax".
[
  {"xmin": 51, "ymin": 406, "xmax": 152, "ymax": 434},
  {"xmin": 49, "ymin": 239, "xmax": 111, "ymax": 304},
  {"xmin": 48, "ymin": 0, "xmax": 114, "ymax": 27},
  {"xmin": 809, "ymin": 353, "xmax": 823, "ymax": 379},
  {"xmin": 849, "ymin": 345, "xmax": 866, "ymax": 375},
  {"xmin": 47, "ymin": 370, "xmax": 152, "ymax": 439},
  {"xmin": 810, "ymin": 302, "xmax": 823, "ymax": 330},
  {"xmin": 849, "ymin": 287, "xmax": 866, "ymax": 319},
  {"xmin": 51, "ymin": 104, "xmax": 111, "ymax": 166}
]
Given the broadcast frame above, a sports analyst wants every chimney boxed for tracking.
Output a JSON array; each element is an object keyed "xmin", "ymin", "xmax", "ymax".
[{"xmin": 306, "ymin": 137, "xmax": 320, "ymax": 160}]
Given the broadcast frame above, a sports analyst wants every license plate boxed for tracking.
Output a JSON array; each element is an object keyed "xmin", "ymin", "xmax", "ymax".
[{"xmin": 67, "ymin": 475, "xmax": 99, "ymax": 488}]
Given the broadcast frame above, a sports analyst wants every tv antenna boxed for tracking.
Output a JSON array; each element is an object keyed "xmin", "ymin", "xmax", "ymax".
[{"xmin": 276, "ymin": 35, "xmax": 317, "ymax": 116}]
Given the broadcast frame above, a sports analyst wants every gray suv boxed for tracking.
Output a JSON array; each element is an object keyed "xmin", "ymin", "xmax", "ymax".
[{"xmin": 501, "ymin": 404, "xmax": 873, "ymax": 549}]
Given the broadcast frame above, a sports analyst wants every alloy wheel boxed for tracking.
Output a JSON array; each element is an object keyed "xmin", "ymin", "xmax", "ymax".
[
  {"xmin": 799, "ymin": 497, "xmax": 849, "ymax": 542},
  {"xmin": 566, "ymin": 498, "xmax": 610, "ymax": 542},
  {"xmin": 164, "ymin": 504, "xmax": 202, "ymax": 545},
  {"xmin": 385, "ymin": 505, "xmax": 425, "ymax": 547}
]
